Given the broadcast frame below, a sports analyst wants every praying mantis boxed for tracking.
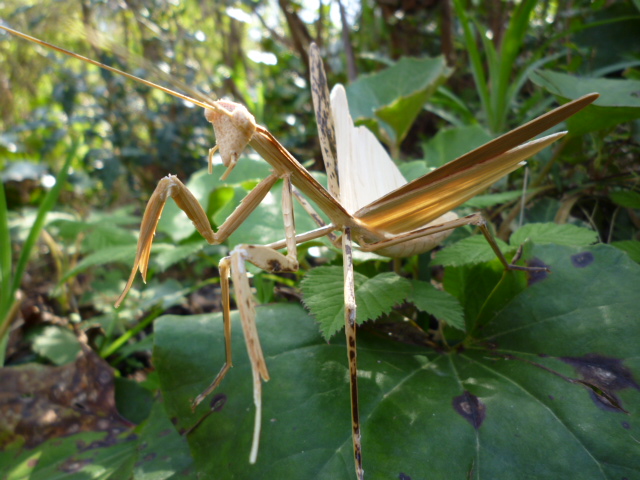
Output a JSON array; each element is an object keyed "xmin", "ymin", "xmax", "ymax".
[{"xmin": 0, "ymin": 25, "xmax": 598, "ymax": 480}]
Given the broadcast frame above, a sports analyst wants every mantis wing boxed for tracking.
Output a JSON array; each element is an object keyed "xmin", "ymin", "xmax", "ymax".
[
  {"xmin": 356, "ymin": 93, "xmax": 599, "ymax": 234},
  {"xmin": 331, "ymin": 85, "xmax": 407, "ymax": 213}
]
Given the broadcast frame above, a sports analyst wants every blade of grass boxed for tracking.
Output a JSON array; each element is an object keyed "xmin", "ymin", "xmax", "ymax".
[
  {"xmin": 494, "ymin": 0, "xmax": 537, "ymax": 131},
  {"xmin": 9, "ymin": 141, "xmax": 78, "ymax": 295},
  {"xmin": 0, "ymin": 180, "xmax": 12, "ymax": 317},
  {"xmin": 0, "ymin": 139, "xmax": 79, "ymax": 364},
  {"xmin": 0, "ymin": 180, "xmax": 13, "ymax": 364},
  {"xmin": 453, "ymin": 0, "xmax": 492, "ymax": 125}
]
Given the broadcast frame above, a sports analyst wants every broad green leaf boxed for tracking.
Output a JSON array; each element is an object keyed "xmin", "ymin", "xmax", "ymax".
[
  {"xmin": 132, "ymin": 402, "xmax": 197, "ymax": 479},
  {"xmin": 510, "ymin": 222, "xmax": 598, "ymax": 247},
  {"xmin": 114, "ymin": 377, "xmax": 154, "ymax": 425},
  {"xmin": 434, "ymin": 235, "xmax": 512, "ymax": 267},
  {"xmin": 422, "ymin": 124, "xmax": 492, "ymax": 169},
  {"xmin": 154, "ymin": 244, "xmax": 640, "ymax": 478},
  {"xmin": 611, "ymin": 240, "xmax": 640, "ymax": 263},
  {"xmin": 301, "ymin": 267, "xmax": 411, "ymax": 339},
  {"xmin": 29, "ymin": 325, "xmax": 81, "ymax": 365},
  {"xmin": 610, "ymin": 190, "xmax": 640, "ymax": 209},
  {"xmin": 50, "ymin": 207, "xmax": 139, "ymax": 240},
  {"xmin": 408, "ymin": 280, "xmax": 465, "ymax": 331},
  {"xmin": 530, "ymin": 70, "xmax": 640, "ymax": 134},
  {"xmin": 346, "ymin": 56, "xmax": 453, "ymax": 146}
]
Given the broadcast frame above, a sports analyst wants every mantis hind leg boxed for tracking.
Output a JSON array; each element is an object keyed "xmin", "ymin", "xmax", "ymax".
[{"xmin": 343, "ymin": 227, "xmax": 364, "ymax": 480}]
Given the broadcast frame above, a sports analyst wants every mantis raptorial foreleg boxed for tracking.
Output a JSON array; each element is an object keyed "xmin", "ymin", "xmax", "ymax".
[{"xmin": 114, "ymin": 171, "xmax": 280, "ymax": 307}]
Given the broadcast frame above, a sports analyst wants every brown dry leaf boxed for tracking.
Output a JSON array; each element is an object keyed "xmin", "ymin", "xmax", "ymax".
[{"xmin": 0, "ymin": 345, "xmax": 132, "ymax": 448}]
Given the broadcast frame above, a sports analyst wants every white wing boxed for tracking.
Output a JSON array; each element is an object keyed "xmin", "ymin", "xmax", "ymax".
[{"xmin": 331, "ymin": 85, "xmax": 407, "ymax": 214}]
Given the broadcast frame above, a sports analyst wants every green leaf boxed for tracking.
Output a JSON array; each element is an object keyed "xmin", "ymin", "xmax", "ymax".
[
  {"xmin": 356, "ymin": 272, "xmax": 412, "ymax": 324},
  {"xmin": 611, "ymin": 240, "xmax": 640, "ymax": 263},
  {"xmin": 132, "ymin": 402, "xmax": 197, "ymax": 479},
  {"xmin": 610, "ymin": 190, "xmax": 640, "ymax": 209},
  {"xmin": 154, "ymin": 245, "xmax": 640, "ymax": 478},
  {"xmin": 30, "ymin": 326, "xmax": 81, "ymax": 365},
  {"xmin": 300, "ymin": 267, "xmax": 411, "ymax": 339},
  {"xmin": 434, "ymin": 235, "xmax": 512, "ymax": 267},
  {"xmin": 80, "ymin": 224, "xmax": 137, "ymax": 253},
  {"xmin": 154, "ymin": 242, "xmax": 205, "ymax": 271},
  {"xmin": 408, "ymin": 280, "xmax": 465, "ymax": 331},
  {"xmin": 114, "ymin": 377, "xmax": 154, "ymax": 425},
  {"xmin": 346, "ymin": 56, "xmax": 453, "ymax": 146},
  {"xmin": 300, "ymin": 266, "xmax": 360, "ymax": 339},
  {"xmin": 398, "ymin": 160, "xmax": 429, "ymax": 182},
  {"xmin": 422, "ymin": 124, "xmax": 492, "ymax": 169},
  {"xmin": 462, "ymin": 189, "xmax": 530, "ymax": 209},
  {"xmin": 530, "ymin": 70, "xmax": 640, "ymax": 134},
  {"xmin": 2, "ymin": 142, "xmax": 77, "ymax": 359},
  {"xmin": 510, "ymin": 222, "xmax": 598, "ymax": 247},
  {"xmin": 62, "ymin": 245, "xmax": 137, "ymax": 282},
  {"xmin": 442, "ymin": 258, "xmax": 512, "ymax": 329}
]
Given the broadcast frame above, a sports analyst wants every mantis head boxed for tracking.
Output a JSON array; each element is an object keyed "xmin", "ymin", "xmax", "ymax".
[{"xmin": 204, "ymin": 101, "xmax": 257, "ymax": 180}]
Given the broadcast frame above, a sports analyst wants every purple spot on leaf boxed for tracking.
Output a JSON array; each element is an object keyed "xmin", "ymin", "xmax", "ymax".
[
  {"xmin": 571, "ymin": 251, "xmax": 594, "ymax": 268},
  {"xmin": 210, "ymin": 393, "xmax": 227, "ymax": 412},
  {"xmin": 452, "ymin": 391, "xmax": 486, "ymax": 429},
  {"xmin": 527, "ymin": 257, "xmax": 550, "ymax": 285},
  {"xmin": 561, "ymin": 353, "xmax": 640, "ymax": 413}
]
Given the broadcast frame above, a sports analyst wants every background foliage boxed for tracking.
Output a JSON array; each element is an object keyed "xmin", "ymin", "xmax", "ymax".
[{"xmin": 1, "ymin": 1, "xmax": 639, "ymax": 479}]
